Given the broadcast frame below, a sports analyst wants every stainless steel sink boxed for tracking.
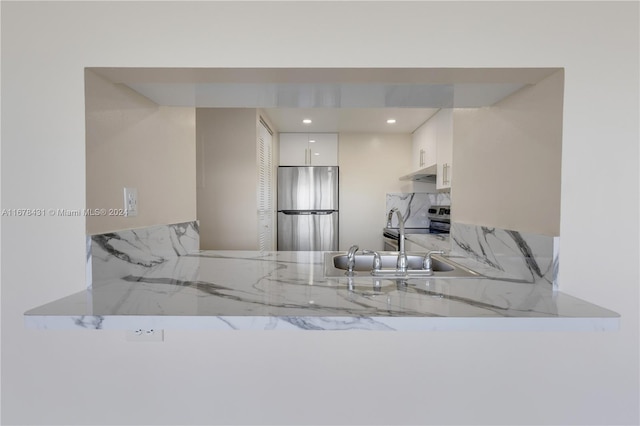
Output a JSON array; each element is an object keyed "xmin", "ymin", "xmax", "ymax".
[{"xmin": 323, "ymin": 251, "xmax": 481, "ymax": 278}]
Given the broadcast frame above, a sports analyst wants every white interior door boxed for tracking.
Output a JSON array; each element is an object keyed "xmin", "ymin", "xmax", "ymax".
[{"xmin": 257, "ymin": 119, "xmax": 275, "ymax": 251}]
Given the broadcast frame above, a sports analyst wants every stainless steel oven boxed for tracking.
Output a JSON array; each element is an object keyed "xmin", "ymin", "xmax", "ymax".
[
  {"xmin": 428, "ymin": 205, "xmax": 451, "ymax": 234},
  {"xmin": 383, "ymin": 227, "xmax": 445, "ymax": 250},
  {"xmin": 383, "ymin": 229, "xmax": 400, "ymax": 251},
  {"xmin": 382, "ymin": 205, "xmax": 451, "ymax": 250}
]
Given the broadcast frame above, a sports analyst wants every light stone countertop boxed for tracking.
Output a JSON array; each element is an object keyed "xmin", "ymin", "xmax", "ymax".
[
  {"xmin": 405, "ymin": 233, "xmax": 451, "ymax": 253},
  {"xmin": 24, "ymin": 250, "xmax": 620, "ymax": 331}
]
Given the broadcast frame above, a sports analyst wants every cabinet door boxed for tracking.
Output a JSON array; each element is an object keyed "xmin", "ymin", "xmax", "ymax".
[
  {"xmin": 436, "ymin": 109, "xmax": 453, "ymax": 190},
  {"xmin": 308, "ymin": 133, "xmax": 338, "ymax": 166},
  {"xmin": 411, "ymin": 133, "xmax": 423, "ymax": 171},
  {"xmin": 279, "ymin": 133, "xmax": 309, "ymax": 166},
  {"xmin": 412, "ymin": 117, "xmax": 437, "ymax": 171}
]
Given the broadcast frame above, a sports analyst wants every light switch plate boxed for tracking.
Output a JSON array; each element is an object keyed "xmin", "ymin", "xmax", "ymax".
[{"xmin": 123, "ymin": 187, "xmax": 138, "ymax": 217}]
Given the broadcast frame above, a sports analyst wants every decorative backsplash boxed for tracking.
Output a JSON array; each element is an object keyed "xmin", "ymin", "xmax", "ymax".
[
  {"xmin": 450, "ymin": 222, "xmax": 559, "ymax": 288},
  {"xmin": 385, "ymin": 192, "xmax": 451, "ymax": 228},
  {"xmin": 86, "ymin": 218, "xmax": 557, "ymax": 289},
  {"xmin": 88, "ymin": 221, "xmax": 199, "ymax": 287}
]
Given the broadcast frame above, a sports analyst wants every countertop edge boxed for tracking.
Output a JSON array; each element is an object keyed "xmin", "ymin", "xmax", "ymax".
[{"xmin": 24, "ymin": 313, "xmax": 621, "ymax": 332}]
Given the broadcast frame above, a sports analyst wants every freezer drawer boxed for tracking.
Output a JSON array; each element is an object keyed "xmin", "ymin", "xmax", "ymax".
[{"xmin": 277, "ymin": 211, "xmax": 338, "ymax": 251}]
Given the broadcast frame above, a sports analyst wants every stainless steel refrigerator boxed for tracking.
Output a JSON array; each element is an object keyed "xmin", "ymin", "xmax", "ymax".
[{"xmin": 277, "ymin": 166, "xmax": 338, "ymax": 251}]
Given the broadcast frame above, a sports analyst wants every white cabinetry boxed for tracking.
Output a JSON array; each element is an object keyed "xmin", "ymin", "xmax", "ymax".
[
  {"xmin": 411, "ymin": 117, "xmax": 437, "ymax": 171},
  {"xmin": 279, "ymin": 133, "xmax": 338, "ymax": 166},
  {"xmin": 435, "ymin": 109, "xmax": 453, "ymax": 190},
  {"xmin": 401, "ymin": 109, "xmax": 453, "ymax": 189}
]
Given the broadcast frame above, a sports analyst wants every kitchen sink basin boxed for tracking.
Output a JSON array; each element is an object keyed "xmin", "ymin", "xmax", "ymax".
[{"xmin": 323, "ymin": 251, "xmax": 480, "ymax": 278}]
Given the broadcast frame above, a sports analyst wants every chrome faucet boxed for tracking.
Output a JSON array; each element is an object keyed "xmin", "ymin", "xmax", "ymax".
[
  {"xmin": 388, "ymin": 208, "xmax": 408, "ymax": 273},
  {"xmin": 386, "ymin": 209, "xmax": 394, "ymax": 228},
  {"xmin": 346, "ymin": 244, "xmax": 359, "ymax": 275},
  {"xmin": 362, "ymin": 250, "xmax": 382, "ymax": 274},
  {"xmin": 423, "ymin": 250, "xmax": 445, "ymax": 275}
]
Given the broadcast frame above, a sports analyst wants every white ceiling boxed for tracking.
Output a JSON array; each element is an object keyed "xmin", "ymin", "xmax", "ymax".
[
  {"xmin": 262, "ymin": 108, "xmax": 439, "ymax": 133},
  {"xmin": 94, "ymin": 67, "xmax": 560, "ymax": 133}
]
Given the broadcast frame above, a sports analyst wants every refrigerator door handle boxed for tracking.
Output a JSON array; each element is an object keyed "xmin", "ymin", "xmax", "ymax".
[{"xmin": 279, "ymin": 210, "xmax": 335, "ymax": 215}]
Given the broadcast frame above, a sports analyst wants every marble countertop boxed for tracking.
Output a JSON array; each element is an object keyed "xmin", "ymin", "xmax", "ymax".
[
  {"xmin": 405, "ymin": 232, "xmax": 451, "ymax": 251},
  {"xmin": 25, "ymin": 250, "xmax": 619, "ymax": 331}
]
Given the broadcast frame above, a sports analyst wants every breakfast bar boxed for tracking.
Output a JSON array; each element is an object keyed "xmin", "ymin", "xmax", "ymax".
[{"xmin": 24, "ymin": 249, "xmax": 620, "ymax": 332}]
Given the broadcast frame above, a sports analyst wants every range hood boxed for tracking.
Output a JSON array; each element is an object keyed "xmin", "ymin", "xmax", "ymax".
[{"xmin": 399, "ymin": 164, "xmax": 437, "ymax": 182}]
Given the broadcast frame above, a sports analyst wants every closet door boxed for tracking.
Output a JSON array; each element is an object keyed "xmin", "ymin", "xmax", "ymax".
[{"xmin": 257, "ymin": 119, "xmax": 275, "ymax": 251}]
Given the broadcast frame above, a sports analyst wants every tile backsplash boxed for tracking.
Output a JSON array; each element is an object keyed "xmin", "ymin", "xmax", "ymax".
[
  {"xmin": 88, "ymin": 221, "xmax": 199, "ymax": 287},
  {"xmin": 385, "ymin": 193, "xmax": 557, "ymax": 287},
  {"xmin": 86, "ymin": 217, "xmax": 558, "ymax": 289},
  {"xmin": 450, "ymin": 222, "xmax": 559, "ymax": 288},
  {"xmin": 385, "ymin": 192, "xmax": 450, "ymax": 228}
]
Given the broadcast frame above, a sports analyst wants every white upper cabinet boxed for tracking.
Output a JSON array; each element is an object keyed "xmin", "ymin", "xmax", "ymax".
[
  {"xmin": 279, "ymin": 133, "xmax": 308, "ymax": 165},
  {"xmin": 435, "ymin": 109, "xmax": 453, "ymax": 190},
  {"xmin": 279, "ymin": 133, "xmax": 338, "ymax": 166},
  {"xmin": 404, "ymin": 109, "xmax": 453, "ymax": 189},
  {"xmin": 308, "ymin": 133, "xmax": 339, "ymax": 166},
  {"xmin": 411, "ymin": 116, "xmax": 438, "ymax": 171}
]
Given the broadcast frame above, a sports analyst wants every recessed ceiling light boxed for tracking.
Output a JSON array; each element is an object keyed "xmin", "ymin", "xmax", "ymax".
[
  {"xmin": 302, "ymin": 119, "xmax": 312, "ymax": 124},
  {"xmin": 309, "ymin": 139, "xmax": 316, "ymax": 143},
  {"xmin": 386, "ymin": 119, "xmax": 397, "ymax": 124}
]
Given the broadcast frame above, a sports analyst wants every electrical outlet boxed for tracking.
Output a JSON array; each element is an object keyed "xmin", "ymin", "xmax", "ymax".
[
  {"xmin": 126, "ymin": 329, "xmax": 164, "ymax": 342},
  {"xmin": 123, "ymin": 187, "xmax": 138, "ymax": 217}
]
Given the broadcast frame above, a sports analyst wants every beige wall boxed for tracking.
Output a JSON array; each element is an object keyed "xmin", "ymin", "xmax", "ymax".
[
  {"xmin": 338, "ymin": 133, "xmax": 415, "ymax": 250},
  {"xmin": 196, "ymin": 108, "xmax": 260, "ymax": 250},
  {"xmin": 85, "ymin": 70, "xmax": 196, "ymax": 234},
  {"xmin": 2, "ymin": 2, "xmax": 638, "ymax": 426},
  {"xmin": 452, "ymin": 70, "xmax": 564, "ymax": 236},
  {"xmin": 196, "ymin": 108, "xmax": 278, "ymax": 250}
]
